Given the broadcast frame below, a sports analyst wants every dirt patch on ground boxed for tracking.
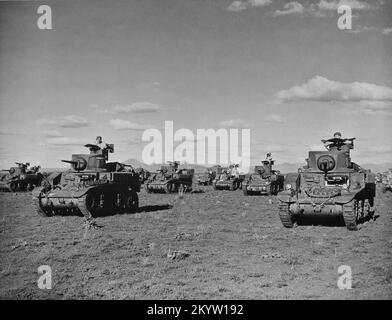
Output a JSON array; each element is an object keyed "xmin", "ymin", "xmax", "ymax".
[{"xmin": 0, "ymin": 186, "xmax": 391, "ymax": 299}]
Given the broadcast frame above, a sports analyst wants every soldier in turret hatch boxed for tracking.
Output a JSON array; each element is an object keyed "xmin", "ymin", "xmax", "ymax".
[
  {"xmin": 231, "ymin": 164, "xmax": 240, "ymax": 178},
  {"xmin": 322, "ymin": 132, "xmax": 354, "ymax": 151},
  {"xmin": 265, "ymin": 153, "xmax": 273, "ymax": 162},
  {"xmin": 95, "ymin": 136, "xmax": 109, "ymax": 150}
]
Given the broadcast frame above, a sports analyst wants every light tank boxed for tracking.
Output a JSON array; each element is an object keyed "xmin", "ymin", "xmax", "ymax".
[
  {"xmin": 32, "ymin": 144, "xmax": 140, "ymax": 219},
  {"xmin": 144, "ymin": 161, "xmax": 194, "ymax": 193},
  {"xmin": 0, "ymin": 162, "xmax": 43, "ymax": 192},
  {"xmin": 242, "ymin": 160, "xmax": 284, "ymax": 195},
  {"xmin": 277, "ymin": 138, "xmax": 376, "ymax": 231},
  {"xmin": 197, "ymin": 165, "xmax": 221, "ymax": 186},
  {"xmin": 212, "ymin": 166, "xmax": 244, "ymax": 191}
]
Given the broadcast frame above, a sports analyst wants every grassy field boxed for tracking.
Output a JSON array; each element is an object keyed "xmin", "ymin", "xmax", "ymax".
[{"xmin": 0, "ymin": 185, "xmax": 391, "ymax": 299}]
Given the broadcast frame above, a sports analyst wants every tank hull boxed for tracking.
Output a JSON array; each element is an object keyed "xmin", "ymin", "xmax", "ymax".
[
  {"xmin": 145, "ymin": 179, "xmax": 192, "ymax": 193},
  {"xmin": 0, "ymin": 174, "xmax": 43, "ymax": 192},
  {"xmin": 213, "ymin": 180, "xmax": 240, "ymax": 191},
  {"xmin": 33, "ymin": 184, "xmax": 139, "ymax": 217},
  {"xmin": 243, "ymin": 180, "xmax": 283, "ymax": 195},
  {"xmin": 243, "ymin": 184, "xmax": 271, "ymax": 195},
  {"xmin": 278, "ymin": 188, "xmax": 375, "ymax": 230}
]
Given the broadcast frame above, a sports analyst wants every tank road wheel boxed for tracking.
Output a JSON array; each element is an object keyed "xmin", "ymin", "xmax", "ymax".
[
  {"xmin": 243, "ymin": 187, "xmax": 248, "ymax": 195},
  {"xmin": 145, "ymin": 183, "xmax": 151, "ymax": 193},
  {"xmin": 9, "ymin": 182, "xmax": 18, "ymax": 192},
  {"xmin": 113, "ymin": 192, "xmax": 126, "ymax": 214},
  {"xmin": 19, "ymin": 182, "xmax": 27, "ymax": 192},
  {"xmin": 125, "ymin": 191, "xmax": 139, "ymax": 213},
  {"xmin": 343, "ymin": 201, "xmax": 359, "ymax": 231},
  {"xmin": 102, "ymin": 192, "xmax": 116, "ymax": 215},
  {"xmin": 34, "ymin": 192, "xmax": 53, "ymax": 217},
  {"xmin": 367, "ymin": 198, "xmax": 375, "ymax": 219},
  {"xmin": 164, "ymin": 183, "xmax": 173, "ymax": 194},
  {"xmin": 271, "ymin": 183, "xmax": 277, "ymax": 195},
  {"xmin": 82, "ymin": 192, "xmax": 100, "ymax": 218},
  {"xmin": 77, "ymin": 193, "xmax": 98, "ymax": 227},
  {"xmin": 278, "ymin": 202, "xmax": 295, "ymax": 228},
  {"xmin": 85, "ymin": 193, "xmax": 98, "ymax": 212}
]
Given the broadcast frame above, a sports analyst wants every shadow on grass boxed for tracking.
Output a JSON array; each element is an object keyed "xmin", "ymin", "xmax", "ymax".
[
  {"xmin": 48, "ymin": 204, "xmax": 173, "ymax": 218},
  {"xmin": 139, "ymin": 204, "xmax": 173, "ymax": 212},
  {"xmin": 295, "ymin": 213, "xmax": 379, "ymax": 228}
]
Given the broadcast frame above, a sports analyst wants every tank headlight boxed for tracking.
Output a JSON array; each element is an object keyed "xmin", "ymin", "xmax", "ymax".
[
  {"xmin": 342, "ymin": 183, "xmax": 348, "ymax": 190},
  {"xmin": 286, "ymin": 183, "xmax": 292, "ymax": 190}
]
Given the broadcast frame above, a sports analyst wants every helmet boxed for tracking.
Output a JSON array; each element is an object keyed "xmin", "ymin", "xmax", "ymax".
[{"xmin": 333, "ymin": 132, "xmax": 342, "ymax": 138}]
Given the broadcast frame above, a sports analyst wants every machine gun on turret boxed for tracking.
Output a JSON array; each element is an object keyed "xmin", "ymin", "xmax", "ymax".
[{"xmin": 321, "ymin": 137, "xmax": 356, "ymax": 151}]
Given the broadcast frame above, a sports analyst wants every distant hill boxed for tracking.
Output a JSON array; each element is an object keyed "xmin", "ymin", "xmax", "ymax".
[
  {"xmin": 41, "ymin": 168, "xmax": 67, "ymax": 173},
  {"xmin": 274, "ymin": 162, "xmax": 304, "ymax": 174},
  {"xmin": 122, "ymin": 159, "xmax": 208, "ymax": 173}
]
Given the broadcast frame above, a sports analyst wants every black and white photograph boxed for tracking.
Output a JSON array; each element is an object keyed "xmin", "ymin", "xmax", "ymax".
[{"xmin": 0, "ymin": 0, "xmax": 391, "ymax": 303}]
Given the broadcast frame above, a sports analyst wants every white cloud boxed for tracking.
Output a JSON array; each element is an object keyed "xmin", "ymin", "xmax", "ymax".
[
  {"xmin": 101, "ymin": 102, "xmax": 161, "ymax": 114},
  {"xmin": 273, "ymin": 2, "xmax": 304, "ymax": 16},
  {"xmin": 382, "ymin": 27, "xmax": 392, "ymax": 35},
  {"xmin": 219, "ymin": 119, "xmax": 253, "ymax": 128},
  {"xmin": 109, "ymin": 119, "xmax": 152, "ymax": 131},
  {"xmin": 264, "ymin": 113, "xmax": 284, "ymax": 123},
  {"xmin": 249, "ymin": 0, "xmax": 273, "ymax": 7},
  {"xmin": 275, "ymin": 75, "xmax": 392, "ymax": 103},
  {"xmin": 36, "ymin": 115, "xmax": 89, "ymax": 128},
  {"xmin": 226, "ymin": 0, "xmax": 248, "ymax": 12},
  {"xmin": 317, "ymin": 0, "xmax": 370, "ymax": 11},
  {"xmin": 226, "ymin": 0, "xmax": 272, "ymax": 12},
  {"xmin": 273, "ymin": 0, "xmax": 374, "ymax": 18}
]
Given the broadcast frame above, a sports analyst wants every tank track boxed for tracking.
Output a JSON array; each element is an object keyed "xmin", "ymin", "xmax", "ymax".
[
  {"xmin": 342, "ymin": 201, "xmax": 358, "ymax": 231},
  {"xmin": 278, "ymin": 202, "xmax": 294, "ymax": 228},
  {"xmin": 33, "ymin": 190, "xmax": 53, "ymax": 217}
]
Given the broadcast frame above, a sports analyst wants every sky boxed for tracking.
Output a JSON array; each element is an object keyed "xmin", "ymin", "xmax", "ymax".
[{"xmin": 0, "ymin": 0, "xmax": 391, "ymax": 168}]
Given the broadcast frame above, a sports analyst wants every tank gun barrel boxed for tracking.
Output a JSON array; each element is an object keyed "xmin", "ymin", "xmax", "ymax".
[{"xmin": 61, "ymin": 160, "xmax": 78, "ymax": 165}]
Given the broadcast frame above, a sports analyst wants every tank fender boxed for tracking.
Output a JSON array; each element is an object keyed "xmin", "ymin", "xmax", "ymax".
[
  {"xmin": 277, "ymin": 190, "xmax": 295, "ymax": 203},
  {"xmin": 333, "ymin": 194, "xmax": 357, "ymax": 205}
]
